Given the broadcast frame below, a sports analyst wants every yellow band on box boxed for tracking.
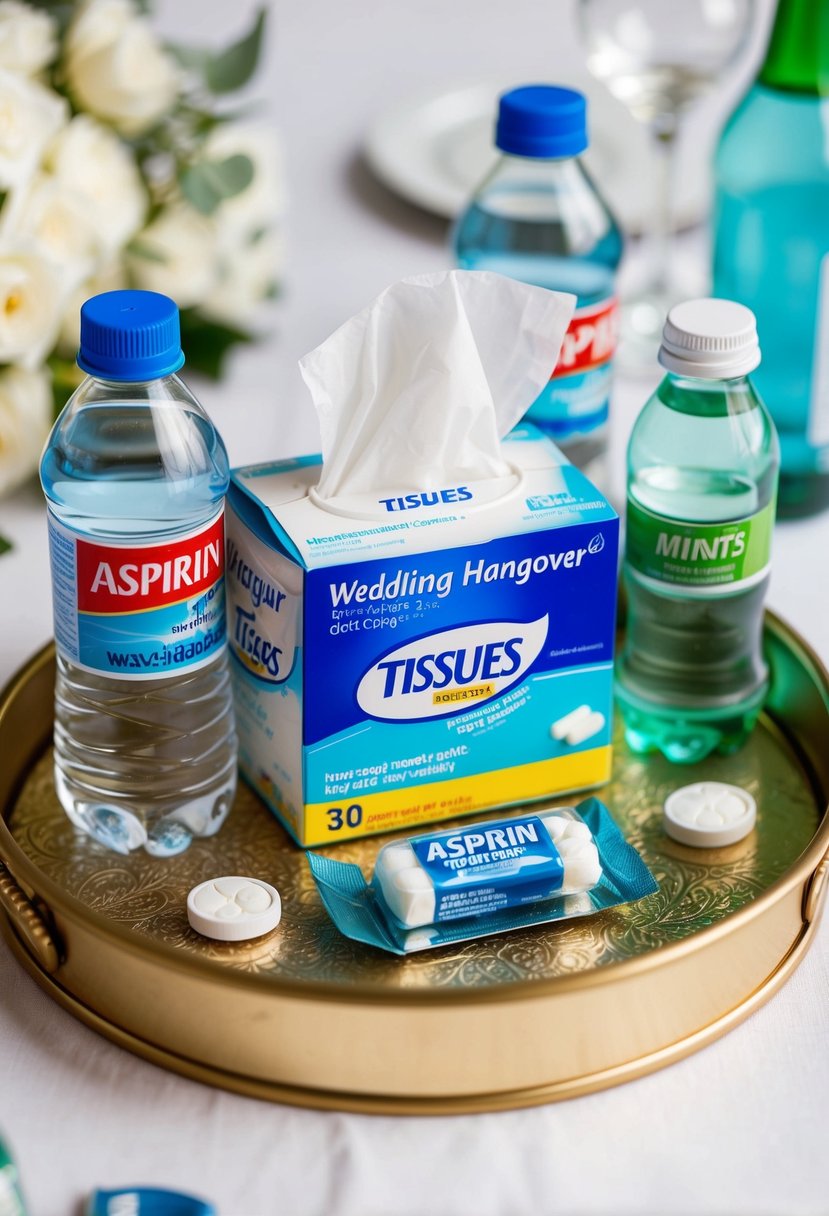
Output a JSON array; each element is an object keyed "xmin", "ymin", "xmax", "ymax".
[{"xmin": 301, "ymin": 746, "xmax": 613, "ymax": 846}]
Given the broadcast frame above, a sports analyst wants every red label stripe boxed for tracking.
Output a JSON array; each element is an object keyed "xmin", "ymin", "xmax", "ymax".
[
  {"xmin": 552, "ymin": 297, "xmax": 618, "ymax": 379},
  {"xmin": 76, "ymin": 516, "xmax": 225, "ymax": 614}
]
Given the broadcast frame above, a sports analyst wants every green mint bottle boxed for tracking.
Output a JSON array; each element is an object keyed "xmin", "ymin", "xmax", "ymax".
[{"xmin": 616, "ymin": 299, "xmax": 779, "ymax": 764}]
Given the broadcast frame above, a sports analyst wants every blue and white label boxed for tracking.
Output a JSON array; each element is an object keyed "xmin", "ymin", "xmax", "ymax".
[
  {"xmin": 410, "ymin": 814, "xmax": 565, "ymax": 921},
  {"xmin": 356, "ymin": 616, "xmax": 548, "ymax": 721}
]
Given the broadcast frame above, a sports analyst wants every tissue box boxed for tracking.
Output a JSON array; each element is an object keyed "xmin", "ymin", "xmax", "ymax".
[{"xmin": 226, "ymin": 425, "xmax": 619, "ymax": 847}]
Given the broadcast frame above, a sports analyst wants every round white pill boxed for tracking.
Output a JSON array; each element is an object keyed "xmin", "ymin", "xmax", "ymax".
[
  {"xmin": 187, "ymin": 876, "xmax": 282, "ymax": 942},
  {"xmin": 663, "ymin": 782, "xmax": 757, "ymax": 848}
]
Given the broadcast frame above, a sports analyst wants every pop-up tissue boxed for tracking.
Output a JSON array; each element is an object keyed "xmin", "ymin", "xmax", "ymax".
[{"xmin": 226, "ymin": 271, "xmax": 619, "ymax": 846}]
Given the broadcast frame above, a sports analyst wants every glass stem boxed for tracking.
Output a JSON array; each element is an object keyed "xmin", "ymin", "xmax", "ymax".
[{"xmin": 647, "ymin": 123, "xmax": 677, "ymax": 302}]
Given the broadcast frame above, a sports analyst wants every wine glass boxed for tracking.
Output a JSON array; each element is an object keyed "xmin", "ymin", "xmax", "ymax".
[{"xmin": 577, "ymin": 0, "xmax": 755, "ymax": 365}]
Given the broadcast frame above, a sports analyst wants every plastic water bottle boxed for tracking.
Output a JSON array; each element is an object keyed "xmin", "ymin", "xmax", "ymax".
[
  {"xmin": 616, "ymin": 299, "xmax": 779, "ymax": 764},
  {"xmin": 713, "ymin": 0, "xmax": 829, "ymax": 517},
  {"xmin": 452, "ymin": 85, "xmax": 622, "ymax": 475},
  {"xmin": 40, "ymin": 291, "xmax": 237, "ymax": 856}
]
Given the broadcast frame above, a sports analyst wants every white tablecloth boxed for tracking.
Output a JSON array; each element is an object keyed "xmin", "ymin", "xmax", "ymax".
[{"xmin": 1, "ymin": 1, "xmax": 826, "ymax": 1213}]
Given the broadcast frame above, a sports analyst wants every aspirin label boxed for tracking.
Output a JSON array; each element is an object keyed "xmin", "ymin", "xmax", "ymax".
[
  {"xmin": 410, "ymin": 814, "xmax": 565, "ymax": 922},
  {"xmin": 529, "ymin": 297, "xmax": 618, "ymax": 442},
  {"xmin": 47, "ymin": 510, "xmax": 226, "ymax": 678}
]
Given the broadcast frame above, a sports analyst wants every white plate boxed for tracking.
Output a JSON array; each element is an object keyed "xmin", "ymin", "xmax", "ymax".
[{"xmin": 364, "ymin": 78, "xmax": 710, "ymax": 235}]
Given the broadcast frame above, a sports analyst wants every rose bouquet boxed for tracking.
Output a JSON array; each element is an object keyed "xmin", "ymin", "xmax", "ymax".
[{"xmin": 0, "ymin": 0, "xmax": 280, "ymax": 500}]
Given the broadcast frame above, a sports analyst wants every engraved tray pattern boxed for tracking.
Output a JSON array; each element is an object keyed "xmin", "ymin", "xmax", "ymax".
[{"xmin": 8, "ymin": 709, "xmax": 819, "ymax": 992}]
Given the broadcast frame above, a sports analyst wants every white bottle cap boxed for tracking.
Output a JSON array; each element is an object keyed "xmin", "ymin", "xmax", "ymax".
[{"xmin": 658, "ymin": 298, "xmax": 761, "ymax": 380}]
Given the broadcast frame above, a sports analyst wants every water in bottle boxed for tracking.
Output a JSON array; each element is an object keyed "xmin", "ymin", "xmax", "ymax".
[
  {"xmin": 452, "ymin": 85, "xmax": 622, "ymax": 476},
  {"xmin": 616, "ymin": 299, "xmax": 779, "ymax": 764},
  {"xmin": 713, "ymin": 0, "xmax": 829, "ymax": 516},
  {"xmin": 40, "ymin": 290, "xmax": 237, "ymax": 856}
]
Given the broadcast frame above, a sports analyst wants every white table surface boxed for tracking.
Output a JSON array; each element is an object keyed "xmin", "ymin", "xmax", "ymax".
[{"xmin": 1, "ymin": 1, "xmax": 827, "ymax": 1213}]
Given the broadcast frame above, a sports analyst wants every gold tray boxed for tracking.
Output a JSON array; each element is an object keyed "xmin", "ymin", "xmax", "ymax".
[{"xmin": 1, "ymin": 617, "xmax": 828, "ymax": 1115}]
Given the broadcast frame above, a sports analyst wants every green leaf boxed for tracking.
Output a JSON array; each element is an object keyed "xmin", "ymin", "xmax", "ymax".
[
  {"xmin": 167, "ymin": 44, "xmax": 209, "ymax": 74},
  {"xmin": 179, "ymin": 310, "xmax": 253, "ymax": 379},
  {"xmin": 179, "ymin": 153, "xmax": 254, "ymax": 215},
  {"xmin": 204, "ymin": 8, "xmax": 266, "ymax": 94},
  {"xmin": 0, "ymin": 534, "xmax": 11, "ymax": 557},
  {"xmin": 126, "ymin": 238, "xmax": 167, "ymax": 263}
]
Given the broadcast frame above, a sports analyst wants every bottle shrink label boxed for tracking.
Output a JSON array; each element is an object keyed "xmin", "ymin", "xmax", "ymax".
[
  {"xmin": 47, "ymin": 510, "xmax": 227, "ymax": 678},
  {"xmin": 625, "ymin": 497, "xmax": 775, "ymax": 593},
  {"xmin": 527, "ymin": 297, "xmax": 618, "ymax": 442}
]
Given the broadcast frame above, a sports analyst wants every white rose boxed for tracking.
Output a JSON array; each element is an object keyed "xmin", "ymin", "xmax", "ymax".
[
  {"xmin": 57, "ymin": 261, "xmax": 127, "ymax": 355},
  {"xmin": 203, "ymin": 125, "xmax": 285, "ymax": 237},
  {"xmin": 0, "ymin": 365, "xmax": 52, "ymax": 498},
  {"xmin": 46, "ymin": 116, "xmax": 147, "ymax": 256},
  {"xmin": 0, "ymin": 68, "xmax": 66, "ymax": 190},
  {"xmin": 127, "ymin": 204, "xmax": 218, "ymax": 309},
  {"xmin": 65, "ymin": 0, "xmax": 179, "ymax": 136},
  {"xmin": 200, "ymin": 228, "xmax": 282, "ymax": 328},
  {"xmin": 3, "ymin": 173, "xmax": 100, "ymax": 291},
  {"xmin": 0, "ymin": 250, "xmax": 64, "ymax": 367},
  {"xmin": 0, "ymin": 1, "xmax": 57, "ymax": 76}
]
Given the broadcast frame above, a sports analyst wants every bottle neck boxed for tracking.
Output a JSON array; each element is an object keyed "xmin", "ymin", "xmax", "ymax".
[
  {"xmin": 492, "ymin": 151, "xmax": 582, "ymax": 182},
  {"xmin": 660, "ymin": 371, "xmax": 757, "ymax": 417},
  {"xmin": 759, "ymin": 0, "xmax": 827, "ymax": 95}
]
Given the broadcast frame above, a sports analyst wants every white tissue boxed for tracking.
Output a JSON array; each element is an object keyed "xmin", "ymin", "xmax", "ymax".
[{"xmin": 299, "ymin": 270, "xmax": 576, "ymax": 501}]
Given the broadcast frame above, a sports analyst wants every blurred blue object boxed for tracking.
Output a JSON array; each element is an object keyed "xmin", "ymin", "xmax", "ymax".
[{"xmin": 86, "ymin": 1189, "xmax": 216, "ymax": 1216}]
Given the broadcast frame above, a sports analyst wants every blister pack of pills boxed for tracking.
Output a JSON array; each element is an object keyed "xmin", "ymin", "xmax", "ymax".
[{"xmin": 307, "ymin": 797, "xmax": 658, "ymax": 954}]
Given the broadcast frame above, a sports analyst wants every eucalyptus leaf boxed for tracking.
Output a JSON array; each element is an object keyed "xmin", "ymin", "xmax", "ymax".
[
  {"xmin": 179, "ymin": 310, "xmax": 253, "ymax": 379},
  {"xmin": 0, "ymin": 534, "xmax": 10, "ymax": 558},
  {"xmin": 205, "ymin": 8, "xmax": 266, "ymax": 94},
  {"xmin": 168, "ymin": 43, "xmax": 210, "ymax": 73},
  {"xmin": 179, "ymin": 154, "xmax": 254, "ymax": 215},
  {"xmin": 126, "ymin": 239, "xmax": 167, "ymax": 263}
]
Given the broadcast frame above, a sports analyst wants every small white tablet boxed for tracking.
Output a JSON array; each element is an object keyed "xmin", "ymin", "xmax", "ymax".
[
  {"xmin": 187, "ymin": 876, "xmax": 282, "ymax": 942},
  {"xmin": 663, "ymin": 782, "xmax": 757, "ymax": 849}
]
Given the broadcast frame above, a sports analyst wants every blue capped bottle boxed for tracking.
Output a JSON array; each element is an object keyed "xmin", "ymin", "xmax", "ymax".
[
  {"xmin": 713, "ymin": 0, "xmax": 829, "ymax": 516},
  {"xmin": 40, "ymin": 290, "xmax": 237, "ymax": 856},
  {"xmin": 452, "ymin": 84, "xmax": 623, "ymax": 473}
]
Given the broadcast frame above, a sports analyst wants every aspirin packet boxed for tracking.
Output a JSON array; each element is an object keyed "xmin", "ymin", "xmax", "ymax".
[{"xmin": 308, "ymin": 797, "xmax": 657, "ymax": 954}]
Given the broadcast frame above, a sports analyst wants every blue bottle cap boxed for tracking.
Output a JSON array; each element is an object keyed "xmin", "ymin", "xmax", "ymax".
[
  {"xmin": 496, "ymin": 85, "xmax": 588, "ymax": 158},
  {"xmin": 78, "ymin": 290, "xmax": 185, "ymax": 382}
]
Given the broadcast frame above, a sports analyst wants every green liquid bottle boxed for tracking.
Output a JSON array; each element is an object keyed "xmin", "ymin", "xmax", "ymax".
[
  {"xmin": 712, "ymin": 0, "xmax": 829, "ymax": 516},
  {"xmin": 616, "ymin": 299, "xmax": 779, "ymax": 764}
]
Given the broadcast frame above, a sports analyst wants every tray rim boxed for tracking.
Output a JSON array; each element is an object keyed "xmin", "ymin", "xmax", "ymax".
[
  {"xmin": 2, "ymin": 612, "xmax": 828, "ymax": 1010},
  {"xmin": 0, "ymin": 901, "xmax": 818, "ymax": 1113}
]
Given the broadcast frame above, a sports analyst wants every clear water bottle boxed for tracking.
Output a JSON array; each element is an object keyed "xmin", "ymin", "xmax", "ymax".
[
  {"xmin": 452, "ymin": 84, "xmax": 623, "ymax": 474},
  {"xmin": 616, "ymin": 299, "xmax": 779, "ymax": 764},
  {"xmin": 713, "ymin": 0, "xmax": 829, "ymax": 517},
  {"xmin": 40, "ymin": 290, "xmax": 237, "ymax": 856}
]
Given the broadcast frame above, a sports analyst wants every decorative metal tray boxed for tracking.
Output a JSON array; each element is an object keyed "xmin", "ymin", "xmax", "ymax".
[{"xmin": 1, "ymin": 615, "xmax": 827, "ymax": 1114}]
